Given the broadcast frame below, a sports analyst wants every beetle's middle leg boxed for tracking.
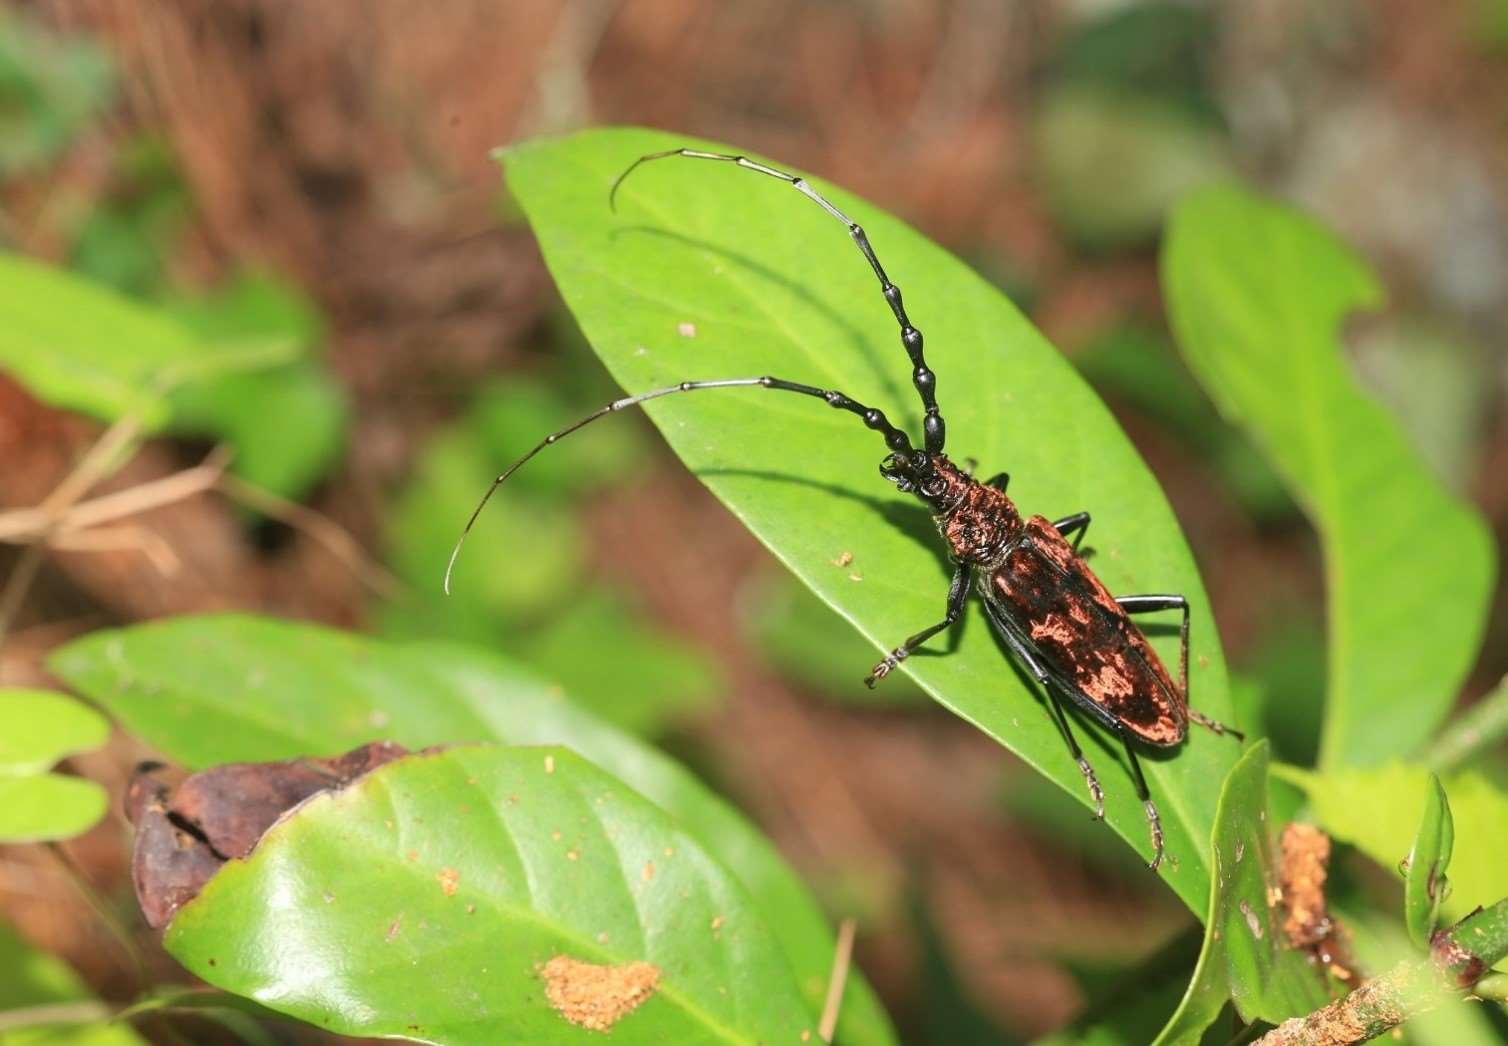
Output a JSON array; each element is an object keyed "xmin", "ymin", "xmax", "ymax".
[
  {"xmin": 991, "ymin": 621, "xmax": 1106, "ymax": 820},
  {"xmin": 1117, "ymin": 594, "xmax": 1244, "ymax": 741},
  {"xmin": 864, "ymin": 562, "xmax": 972, "ymax": 688}
]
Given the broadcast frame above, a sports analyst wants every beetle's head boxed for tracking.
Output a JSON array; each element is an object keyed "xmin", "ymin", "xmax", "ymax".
[{"xmin": 880, "ymin": 450, "xmax": 950, "ymax": 505}]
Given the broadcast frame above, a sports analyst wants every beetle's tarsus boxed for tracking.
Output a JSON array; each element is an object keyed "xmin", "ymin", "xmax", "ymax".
[{"xmin": 1145, "ymin": 800, "xmax": 1165, "ymax": 871}]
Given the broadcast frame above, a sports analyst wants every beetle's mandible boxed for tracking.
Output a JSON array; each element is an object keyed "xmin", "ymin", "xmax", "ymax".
[{"xmin": 447, "ymin": 146, "xmax": 1243, "ymax": 871}]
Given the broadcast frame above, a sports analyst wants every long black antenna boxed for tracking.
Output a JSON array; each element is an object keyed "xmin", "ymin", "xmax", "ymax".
[
  {"xmin": 443, "ymin": 376, "xmax": 912, "ymax": 593},
  {"xmin": 611, "ymin": 148, "xmax": 946, "ymax": 454}
]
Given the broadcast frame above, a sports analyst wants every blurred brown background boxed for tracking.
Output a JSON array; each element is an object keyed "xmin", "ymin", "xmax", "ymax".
[{"xmin": 2, "ymin": 0, "xmax": 1506, "ymax": 1040}]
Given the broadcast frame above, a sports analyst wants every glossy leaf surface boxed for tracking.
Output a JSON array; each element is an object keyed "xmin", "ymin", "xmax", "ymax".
[
  {"xmin": 50, "ymin": 614, "xmax": 894, "ymax": 1045},
  {"xmin": 502, "ymin": 127, "xmax": 1240, "ymax": 911},
  {"xmin": 1163, "ymin": 186, "xmax": 1495, "ymax": 770},
  {"xmin": 166, "ymin": 745, "xmax": 816, "ymax": 1043},
  {"xmin": 1155, "ymin": 742, "xmax": 1328, "ymax": 1044}
]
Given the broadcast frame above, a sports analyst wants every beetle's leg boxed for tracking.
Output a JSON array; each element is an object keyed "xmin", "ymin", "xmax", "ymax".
[
  {"xmin": 994, "ymin": 626, "xmax": 1105, "ymax": 820},
  {"xmin": 1117, "ymin": 594, "xmax": 1244, "ymax": 741},
  {"xmin": 1118, "ymin": 730, "xmax": 1165, "ymax": 871},
  {"xmin": 1052, "ymin": 511, "xmax": 1091, "ymax": 552},
  {"xmin": 985, "ymin": 471, "xmax": 1010, "ymax": 494},
  {"xmin": 865, "ymin": 563, "xmax": 971, "ymax": 687}
]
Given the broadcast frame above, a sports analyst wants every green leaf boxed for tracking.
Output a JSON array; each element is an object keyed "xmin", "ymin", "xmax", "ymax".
[
  {"xmin": 1404, "ymin": 774, "xmax": 1455, "ymax": 949},
  {"xmin": 166, "ymin": 745, "xmax": 816, "ymax": 1043},
  {"xmin": 1034, "ymin": 87, "xmax": 1231, "ymax": 251},
  {"xmin": 511, "ymin": 589, "xmax": 721, "ymax": 735},
  {"xmin": 381, "ymin": 426, "xmax": 586, "ymax": 629},
  {"xmin": 1154, "ymin": 741, "xmax": 1329, "ymax": 1045},
  {"xmin": 0, "ymin": 688, "xmax": 109, "ymax": 776},
  {"xmin": 0, "ymin": 917, "xmax": 143, "ymax": 1044},
  {"xmin": 1163, "ymin": 186, "xmax": 1496, "ymax": 770},
  {"xmin": 164, "ymin": 273, "xmax": 347, "ymax": 500},
  {"xmin": 1276, "ymin": 761, "xmax": 1506, "ymax": 923},
  {"xmin": 745, "ymin": 572, "xmax": 928, "ymax": 707},
  {"xmin": 0, "ymin": 252, "xmax": 200, "ymax": 427},
  {"xmin": 0, "ymin": 774, "xmax": 107, "ymax": 844},
  {"xmin": 502, "ymin": 127, "xmax": 1240, "ymax": 911},
  {"xmin": 0, "ymin": 253, "xmax": 300, "ymax": 430},
  {"xmin": 0, "ymin": 689, "xmax": 110, "ymax": 843},
  {"xmin": 49, "ymin": 614, "xmax": 895, "ymax": 1045}
]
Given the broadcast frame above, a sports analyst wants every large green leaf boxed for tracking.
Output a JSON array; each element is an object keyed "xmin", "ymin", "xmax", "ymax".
[
  {"xmin": 166, "ymin": 745, "xmax": 816, "ymax": 1043},
  {"xmin": 501, "ymin": 127, "xmax": 1240, "ymax": 911},
  {"xmin": 49, "ymin": 615, "xmax": 894, "ymax": 1045},
  {"xmin": 1154, "ymin": 742, "xmax": 1328, "ymax": 1045},
  {"xmin": 1163, "ymin": 186, "xmax": 1496, "ymax": 770},
  {"xmin": 0, "ymin": 918, "xmax": 143, "ymax": 1044},
  {"xmin": 1276, "ymin": 761, "xmax": 1508, "ymax": 923}
]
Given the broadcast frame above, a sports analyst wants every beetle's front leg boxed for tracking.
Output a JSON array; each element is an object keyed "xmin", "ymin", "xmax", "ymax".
[{"xmin": 864, "ymin": 562, "xmax": 972, "ymax": 688}]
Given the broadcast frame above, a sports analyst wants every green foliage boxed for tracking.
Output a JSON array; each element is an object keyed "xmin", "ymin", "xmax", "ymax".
[
  {"xmin": 49, "ymin": 614, "xmax": 895, "ymax": 1045},
  {"xmin": 1404, "ymin": 774, "xmax": 1454, "ymax": 949},
  {"xmin": 515, "ymin": 590, "xmax": 719, "ymax": 734},
  {"xmin": 166, "ymin": 745, "xmax": 818, "ymax": 1043},
  {"xmin": 1033, "ymin": 87, "xmax": 1231, "ymax": 251},
  {"xmin": 377, "ymin": 377, "xmax": 716, "ymax": 737},
  {"xmin": 1163, "ymin": 185, "xmax": 1496, "ymax": 770},
  {"xmin": 1277, "ymin": 762, "xmax": 1508, "ymax": 923},
  {"xmin": 1154, "ymin": 742, "xmax": 1329, "ymax": 1044},
  {"xmin": 503, "ymin": 127, "xmax": 1241, "ymax": 911},
  {"xmin": 0, "ymin": 12, "xmax": 114, "ymax": 177},
  {"xmin": 164, "ymin": 273, "xmax": 348, "ymax": 500},
  {"xmin": 745, "ymin": 572, "xmax": 927, "ymax": 707},
  {"xmin": 0, "ymin": 689, "xmax": 108, "ymax": 844},
  {"xmin": 1072, "ymin": 326, "xmax": 1292, "ymax": 522},
  {"xmin": 0, "ymin": 918, "xmax": 142, "ymax": 1044},
  {"xmin": 68, "ymin": 135, "xmax": 190, "ymax": 297},
  {"xmin": 1049, "ymin": 3, "xmax": 1219, "ymax": 123}
]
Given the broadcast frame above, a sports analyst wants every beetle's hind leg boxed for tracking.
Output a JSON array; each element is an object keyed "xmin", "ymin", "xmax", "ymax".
[
  {"xmin": 995, "ymin": 624, "xmax": 1105, "ymax": 820},
  {"xmin": 1117, "ymin": 730, "xmax": 1165, "ymax": 871},
  {"xmin": 1116, "ymin": 594, "xmax": 1244, "ymax": 742}
]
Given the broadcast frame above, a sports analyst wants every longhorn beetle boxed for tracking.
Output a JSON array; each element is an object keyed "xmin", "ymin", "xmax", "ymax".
[{"xmin": 447, "ymin": 147, "xmax": 1243, "ymax": 870}]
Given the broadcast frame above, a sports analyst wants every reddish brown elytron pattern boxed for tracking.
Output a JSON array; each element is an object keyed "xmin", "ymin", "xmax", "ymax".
[{"xmin": 988, "ymin": 518, "xmax": 1187, "ymax": 747}]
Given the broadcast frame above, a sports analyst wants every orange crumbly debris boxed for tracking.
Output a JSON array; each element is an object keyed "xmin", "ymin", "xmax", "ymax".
[
  {"xmin": 437, "ymin": 867, "xmax": 460, "ymax": 897},
  {"xmin": 540, "ymin": 954, "xmax": 660, "ymax": 1032}
]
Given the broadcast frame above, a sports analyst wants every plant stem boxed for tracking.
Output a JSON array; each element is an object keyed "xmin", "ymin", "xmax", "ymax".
[
  {"xmin": 1420, "ymin": 675, "xmax": 1508, "ymax": 770},
  {"xmin": 1256, "ymin": 898, "xmax": 1508, "ymax": 1045}
]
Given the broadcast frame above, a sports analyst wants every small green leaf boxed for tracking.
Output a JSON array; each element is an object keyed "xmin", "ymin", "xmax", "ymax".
[
  {"xmin": 0, "ymin": 12, "xmax": 115, "ymax": 177},
  {"xmin": 0, "ymin": 688, "xmax": 109, "ymax": 776},
  {"xmin": 49, "ymin": 615, "xmax": 895, "ymax": 1045},
  {"xmin": 0, "ymin": 688, "xmax": 110, "ymax": 843},
  {"xmin": 0, "ymin": 252, "xmax": 200, "ymax": 427},
  {"xmin": 1405, "ymin": 774, "xmax": 1455, "ymax": 949},
  {"xmin": 0, "ymin": 917, "xmax": 143, "ymax": 1044},
  {"xmin": 1155, "ymin": 741, "xmax": 1328, "ymax": 1045},
  {"xmin": 166, "ymin": 745, "xmax": 816, "ymax": 1042},
  {"xmin": 1163, "ymin": 186, "xmax": 1496, "ymax": 770},
  {"xmin": 0, "ymin": 774, "xmax": 107, "ymax": 844},
  {"xmin": 1277, "ymin": 762, "xmax": 1505, "ymax": 923},
  {"xmin": 504, "ymin": 127, "xmax": 1241, "ymax": 911}
]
